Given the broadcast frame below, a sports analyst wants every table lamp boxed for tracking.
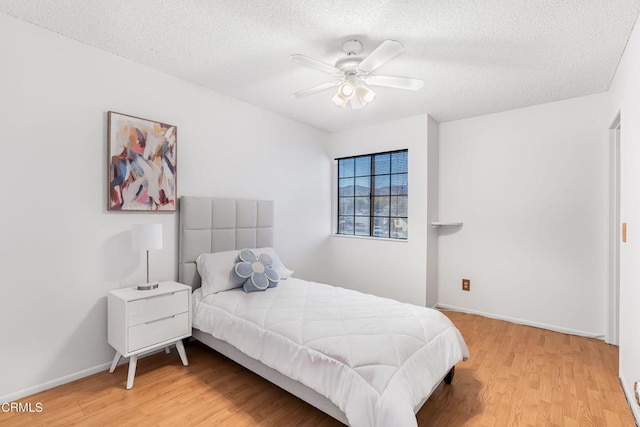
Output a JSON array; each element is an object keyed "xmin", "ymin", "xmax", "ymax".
[{"xmin": 132, "ymin": 223, "xmax": 163, "ymax": 290}]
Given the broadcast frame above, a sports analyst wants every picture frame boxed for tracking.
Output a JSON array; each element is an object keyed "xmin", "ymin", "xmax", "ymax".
[{"xmin": 107, "ymin": 111, "xmax": 177, "ymax": 211}]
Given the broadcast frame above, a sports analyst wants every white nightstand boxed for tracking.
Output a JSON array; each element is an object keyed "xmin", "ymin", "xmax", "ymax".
[{"xmin": 108, "ymin": 281, "xmax": 192, "ymax": 389}]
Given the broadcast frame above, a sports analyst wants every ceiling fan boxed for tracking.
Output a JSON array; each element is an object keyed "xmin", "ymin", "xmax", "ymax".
[{"xmin": 291, "ymin": 39, "xmax": 424, "ymax": 109}]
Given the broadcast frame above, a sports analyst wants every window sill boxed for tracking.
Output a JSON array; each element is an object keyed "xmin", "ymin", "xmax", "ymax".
[{"xmin": 332, "ymin": 233, "xmax": 408, "ymax": 243}]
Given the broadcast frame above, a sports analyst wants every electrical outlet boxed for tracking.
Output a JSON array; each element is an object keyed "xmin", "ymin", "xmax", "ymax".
[{"xmin": 462, "ymin": 279, "xmax": 470, "ymax": 291}]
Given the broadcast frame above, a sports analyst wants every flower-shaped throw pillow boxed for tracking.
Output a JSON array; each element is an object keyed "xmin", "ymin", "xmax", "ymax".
[{"xmin": 231, "ymin": 249, "xmax": 280, "ymax": 293}]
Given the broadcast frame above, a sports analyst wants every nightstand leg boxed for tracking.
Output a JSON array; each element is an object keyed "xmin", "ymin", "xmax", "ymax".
[
  {"xmin": 126, "ymin": 355, "xmax": 138, "ymax": 389},
  {"xmin": 175, "ymin": 340, "xmax": 189, "ymax": 366},
  {"xmin": 109, "ymin": 352, "xmax": 121, "ymax": 373}
]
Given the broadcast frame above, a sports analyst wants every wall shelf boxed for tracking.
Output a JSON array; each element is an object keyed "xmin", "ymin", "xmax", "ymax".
[{"xmin": 431, "ymin": 222, "xmax": 463, "ymax": 229}]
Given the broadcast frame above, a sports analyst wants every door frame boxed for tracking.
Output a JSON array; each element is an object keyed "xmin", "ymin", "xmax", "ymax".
[{"xmin": 607, "ymin": 112, "xmax": 621, "ymax": 345}]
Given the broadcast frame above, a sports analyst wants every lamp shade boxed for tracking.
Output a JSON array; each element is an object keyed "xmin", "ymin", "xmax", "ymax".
[
  {"xmin": 338, "ymin": 81, "xmax": 355, "ymax": 98},
  {"xmin": 332, "ymin": 92, "xmax": 349, "ymax": 108},
  {"xmin": 132, "ymin": 223, "xmax": 163, "ymax": 251},
  {"xmin": 356, "ymin": 85, "xmax": 376, "ymax": 105}
]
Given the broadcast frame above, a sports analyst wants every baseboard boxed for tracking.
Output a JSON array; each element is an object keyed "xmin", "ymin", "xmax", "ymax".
[
  {"xmin": 0, "ymin": 344, "xmax": 176, "ymax": 403},
  {"xmin": 435, "ymin": 303, "xmax": 605, "ymax": 340},
  {"xmin": 0, "ymin": 361, "xmax": 113, "ymax": 403},
  {"xmin": 0, "ymin": 346, "xmax": 173, "ymax": 403},
  {"xmin": 620, "ymin": 375, "xmax": 640, "ymax": 426}
]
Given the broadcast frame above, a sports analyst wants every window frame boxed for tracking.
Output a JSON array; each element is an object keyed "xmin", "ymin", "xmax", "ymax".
[{"xmin": 335, "ymin": 149, "xmax": 408, "ymax": 240}]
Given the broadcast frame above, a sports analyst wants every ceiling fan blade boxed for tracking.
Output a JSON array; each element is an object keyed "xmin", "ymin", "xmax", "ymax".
[
  {"xmin": 358, "ymin": 40, "xmax": 404, "ymax": 73},
  {"xmin": 365, "ymin": 75, "xmax": 424, "ymax": 90},
  {"xmin": 292, "ymin": 81, "xmax": 342, "ymax": 97},
  {"xmin": 291, "ymin": 54, "xmax": 344, "ymax": 76}
]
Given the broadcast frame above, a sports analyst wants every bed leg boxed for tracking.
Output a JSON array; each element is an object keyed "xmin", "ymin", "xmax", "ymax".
[{"xmin": 444, "ymin": 366, "xmax": 455, "ymax": 385}]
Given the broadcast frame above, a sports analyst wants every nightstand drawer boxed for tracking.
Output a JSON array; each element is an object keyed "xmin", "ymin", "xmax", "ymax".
[
  {"xmin": 128, "ymin": 312, "xmax": 189, "ymax": 352},
  {"xmin": 128, "ymin": 290, "xmax": 189, "ymax": 326}
]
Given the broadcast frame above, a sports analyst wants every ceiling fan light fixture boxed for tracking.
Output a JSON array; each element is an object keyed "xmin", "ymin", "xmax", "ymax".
[
  {"xmin": 338, "ymin": 81, "xmax": 355, "ymax": 99},
  {"xmin": 292, "ymin": 39, "xmax": 423, "ymax": 110},
  {"xmin": 332, "ymin": 92, "xmax": 349, "ymax": 108},
  {"xmin": 356, "ymin": 85, "xmax": 376, "ymax": 105}
]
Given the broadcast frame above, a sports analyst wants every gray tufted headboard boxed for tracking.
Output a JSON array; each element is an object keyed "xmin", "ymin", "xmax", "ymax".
[{"xmin": 178, "ymin": 196, "xmax": 275, "ymax": 289}]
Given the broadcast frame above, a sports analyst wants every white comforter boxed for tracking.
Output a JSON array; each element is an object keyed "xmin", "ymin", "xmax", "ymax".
[{"xmin": 193, "ymin": 278, "xmax": 469, "ymax": 427}]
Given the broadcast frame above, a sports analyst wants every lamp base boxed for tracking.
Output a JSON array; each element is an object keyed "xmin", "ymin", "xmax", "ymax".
[{"xmin": 137, "ymin": 282, "xmax": 159, "ymax": 291}]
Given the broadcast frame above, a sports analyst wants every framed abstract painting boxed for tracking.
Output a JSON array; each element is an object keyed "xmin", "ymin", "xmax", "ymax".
[{"xmin": 108, "ymin": 111, "xmax": 177, "ymax": 211}]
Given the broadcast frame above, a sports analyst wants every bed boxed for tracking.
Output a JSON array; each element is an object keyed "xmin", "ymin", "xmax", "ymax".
[{"xmin": 178, "ymin": 196, "xmax": 469, "ymax": 426}]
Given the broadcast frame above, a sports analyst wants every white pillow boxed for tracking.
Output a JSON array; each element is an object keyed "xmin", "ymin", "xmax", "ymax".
[
  {"xmin": 196, "ymin": 250, "xmax": 242, "ymax": 296},
  {"xmin": 253, "ymin": 247, "xmax": 294, "ymax": 280}
]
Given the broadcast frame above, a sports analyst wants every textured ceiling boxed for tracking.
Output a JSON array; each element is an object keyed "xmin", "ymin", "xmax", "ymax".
[{"xmin": 1, "ymin": 1, "xmax": 639, "ymax": 132}]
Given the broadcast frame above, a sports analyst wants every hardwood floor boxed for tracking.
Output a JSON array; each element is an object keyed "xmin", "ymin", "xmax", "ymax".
[
  {"xmin": 1, "ymin": 311, "xmax": 634, "ymax": 426},
  {"xmin": 418, "ymin": 312, "xmax": 634, "ymax": 426}
]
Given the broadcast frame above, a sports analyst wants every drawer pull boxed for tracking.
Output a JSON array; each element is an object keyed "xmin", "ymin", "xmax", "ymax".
[
  {"xmin": 143, "ymin": 292, "xmax": 177, "ymax": 301},
  {"xmin": 145, "ymin": 314, "xmax": 176, "ymax": 325}
]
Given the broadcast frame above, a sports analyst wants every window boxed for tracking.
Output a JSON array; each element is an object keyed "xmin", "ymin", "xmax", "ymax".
[{"xmin": 337, "ymin": 150, "xmax": 408, "ymax": 239}]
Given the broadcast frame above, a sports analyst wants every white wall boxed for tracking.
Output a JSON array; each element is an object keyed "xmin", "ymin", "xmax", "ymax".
[
  {"xmin": 438, "ymin": 93, "xmax": 610, "ymax": 336},
  {"xmin": 319, "ymin": 114, "xmax": 436, "ymax": 306},
  {"xmin": 0, "ymin": 13, "xmax": 329, "ymax": 401},
  {"xmin": 607, "ymin": 14, "xmax": 640, "ymax": 422}
]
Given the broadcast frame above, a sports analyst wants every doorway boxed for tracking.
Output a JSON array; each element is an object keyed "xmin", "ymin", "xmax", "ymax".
[{"xmin": 607, "ymin": 113, "xmax": 621, "ymax": 345}]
